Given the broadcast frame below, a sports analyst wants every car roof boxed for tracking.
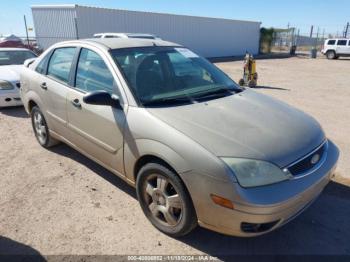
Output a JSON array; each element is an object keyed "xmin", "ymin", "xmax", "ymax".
[
  {"xmin": 59, "ymin": 38, "xmax": 181, "ymax": 50},
  {"xmin": 0, "ymin": 47, "xmax": 32, "ymax": 51}
]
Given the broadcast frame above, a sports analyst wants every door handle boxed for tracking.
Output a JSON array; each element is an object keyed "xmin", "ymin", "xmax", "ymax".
[
  {"xmin": 40, "ymin": 82, "xmax": 47, "ymax": 90},
  {"xmin": 71, "ymin": 99, "xmax": 81, "ymax": 108}
]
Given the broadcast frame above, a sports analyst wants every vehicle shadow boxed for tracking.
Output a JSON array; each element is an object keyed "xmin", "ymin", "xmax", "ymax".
[
  {"xmin": 0, "ymin": 106, "xmax": 29, "ymax": 118},
  {"xmin": 0, "ymin": 235, "xmax": 46, "ymax": 261},
  {"xmin": 48, "ymin": 144, "xmax": 350, "ymax": 257},
  {"xmin": 49, "ymin": 144, "xmax": 137, "ymax": 199}
]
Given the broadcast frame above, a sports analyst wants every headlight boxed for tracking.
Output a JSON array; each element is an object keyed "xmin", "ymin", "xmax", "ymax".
[
  {"xmin": 0, "ymin": 80, "xmax": 14, "ymax": 90},
  {"xmin": 221, "ymin": 158, "xmax": 292, "ymax": 188}
]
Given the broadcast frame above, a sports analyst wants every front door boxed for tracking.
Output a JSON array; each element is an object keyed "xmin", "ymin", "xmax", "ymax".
[{"xmin": 66, "ymin": 48, "xmax": 126, "ymax": 174}]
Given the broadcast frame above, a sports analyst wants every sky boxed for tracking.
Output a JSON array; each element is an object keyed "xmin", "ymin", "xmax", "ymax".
[{"xmin": 0, "ymin": 0, "xmax": 349, "ymax": 37}]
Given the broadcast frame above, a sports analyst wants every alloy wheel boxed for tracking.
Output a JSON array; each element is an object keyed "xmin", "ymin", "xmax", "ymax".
[
  {"xmin": 143, "ymin": 174, "xmax": 184, "ymax": 227},
  {"xmin": 33, "ymin": 111, "xmax": 47, "ymax": 145}
]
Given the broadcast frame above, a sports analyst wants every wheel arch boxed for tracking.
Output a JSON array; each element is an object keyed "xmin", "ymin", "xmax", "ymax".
[
  {"xmin": 134, "ymin": 154, "xmax": 178, "ymax": 182},
  {"xmin": 124, "ymin": 139, "xmax": 191, "ymax": 183},
  {"xmin": 28, "ymin": 100, "xmax": 38, "ymax": 113},
  {"xmin": 24, "ymin": 90, "xmax": 44, "ymax": 114}
]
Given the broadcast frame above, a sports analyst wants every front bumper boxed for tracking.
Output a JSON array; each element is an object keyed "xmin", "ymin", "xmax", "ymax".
[
  {"xmin": 0, "ymin": 89, "xmax": 23, "ymax": 107},
  {"xmin": 182, "ymin": 139, "xmax": 339, "ymax": 237}
]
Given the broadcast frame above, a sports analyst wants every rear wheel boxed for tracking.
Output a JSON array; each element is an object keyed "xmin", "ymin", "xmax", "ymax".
[
  {"xmin": 136, "ymin": 163, "xmax": 197, "ymax": 237},
  {"xmin": 326, "ymin": 50, "xmax": 336, "ymax": 59},
  {"xmin": 31, "ymin": 106, "xmax": 59, "ymax": 148}
]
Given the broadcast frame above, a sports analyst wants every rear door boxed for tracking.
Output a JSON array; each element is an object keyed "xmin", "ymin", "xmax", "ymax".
[
  {"xmin": 336, "ymin": 40, "xmax": 349, "ymax": 55},
  {"xmin": 66, "ymin": 47, "xmax": 126, "ymax": 174},
  {"xmin": 43, "ymin": 47, "xmax": 77, "ymax": 134}
]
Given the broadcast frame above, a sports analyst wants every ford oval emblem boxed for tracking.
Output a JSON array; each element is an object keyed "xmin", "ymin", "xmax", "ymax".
[{"xmin": 311, "ymin": 154, "xmax": 320, "ymax": 165}]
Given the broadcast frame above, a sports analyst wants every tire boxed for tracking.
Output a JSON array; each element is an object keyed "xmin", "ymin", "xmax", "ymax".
[
  {"xmin": 326, "ymin": 51, "xmax": 336, "ymax": 59},
  {"xmin": 136, "ymin": 162, "xmax": 197, "ymax": 237},
  {"xmin": 31, "ymin": 106, "xmax": 59, "ymax": 148},
  {"xmin": 248, "ymin": 80, "xmax": 257, "ymax": 88}
]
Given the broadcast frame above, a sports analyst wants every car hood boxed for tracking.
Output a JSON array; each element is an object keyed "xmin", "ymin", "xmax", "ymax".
[
  {"xmin": 0, "ymin": 65, "xmax": 23, "ymax": 82},
  {"xmin": 147, "ymin": 89, "xmax": 325, "ymax": 168}
]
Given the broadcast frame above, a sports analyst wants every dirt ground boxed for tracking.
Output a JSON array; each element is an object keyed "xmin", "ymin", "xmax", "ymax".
[{"xmin": 1, "ymin": 56, "xmax": 350, "ymax": 258}]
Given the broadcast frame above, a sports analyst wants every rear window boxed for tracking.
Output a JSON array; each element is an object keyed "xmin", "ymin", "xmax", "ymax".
[
  {"xmin": 337, "ymin": 40, "xmax": 347, "ymax": 46},
  {"xmin": 47, "ymin": 47, "xmax": 76, "ymax": 83},
  {"xmin": 327, "ymin": 40, "xmax": 336, "ymax": 45}
]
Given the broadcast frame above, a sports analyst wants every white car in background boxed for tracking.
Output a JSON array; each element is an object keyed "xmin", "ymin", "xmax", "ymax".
[
  {"xmin": 93, "ymin": 32, "xmax": 161, "ymax": 40},
  {"xmin": 321, "ymin": 38, "xmax": 350, "ymax": 59},
  {"xmin": 0, "ymin": 48, "xmax": 37, "ymax": 107}
]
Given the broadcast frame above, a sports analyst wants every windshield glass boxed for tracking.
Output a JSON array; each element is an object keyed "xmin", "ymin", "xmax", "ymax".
[
  {"xmin": 0, "ymin": 50, "xmax": 36, "ymax": 66},
  {"xmin": 111, "ymin": 46, "xmax": 241, "ymax": 106}
]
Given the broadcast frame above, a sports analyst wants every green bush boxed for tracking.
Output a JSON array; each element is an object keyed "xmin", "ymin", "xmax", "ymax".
[{"xmin": 260, "ymin": 28, "xmax": 275, "ymax": 54}]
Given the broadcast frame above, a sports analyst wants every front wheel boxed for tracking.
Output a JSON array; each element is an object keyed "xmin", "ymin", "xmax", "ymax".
[
  {"xmin": 31, "ymin": 106, "xmax": 59, "ymax": 148},
  {"xmin": 136, "ymin": 163, "xmax": 197, "ymax": 237}
]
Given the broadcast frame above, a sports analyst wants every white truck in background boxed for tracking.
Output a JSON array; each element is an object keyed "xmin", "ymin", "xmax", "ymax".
[{"xmin": 321, "ymin": 38, "xmax": 350, "ymax": 59}]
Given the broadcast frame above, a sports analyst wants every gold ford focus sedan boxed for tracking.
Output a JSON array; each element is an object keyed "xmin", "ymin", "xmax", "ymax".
[{"xmin": 20, "ymin": 38, "xmax": 339, "ymax": 237}]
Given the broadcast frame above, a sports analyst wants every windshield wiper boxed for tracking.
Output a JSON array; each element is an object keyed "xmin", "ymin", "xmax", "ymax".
[
  {"xmin": 142, "ymin": 96, "xmax": 193, "ymax": 107},
  {"xmin": 191, "ymin": 87, "xmax": 240, "ymax": 101}
]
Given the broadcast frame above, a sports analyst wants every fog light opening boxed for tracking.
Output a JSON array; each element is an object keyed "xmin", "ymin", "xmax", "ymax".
[
  {"xmin": 241, "ymin": 220, "xmax": 280, "ymax": 233},
  {"xmin": 210, "ymin": 194, "xmax": 234, "ymax": 209}
]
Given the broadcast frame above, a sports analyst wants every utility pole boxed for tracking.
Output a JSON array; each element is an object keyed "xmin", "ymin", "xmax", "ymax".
[
  {"xmin": 74, "ymin": 17, "xmax": 79, "ymax": 40},
  {"xmin": 345, "ymin": 22, "xmax": 350, "ymax": 38},
  {"xmin": 23, "ymin": 15, "xmax": 30, "ymax": 46},
  {"xmin": 310, "ymin": 25, "xmax": 314, "ymax": 38},
  {"xmin": 322, "ymin": 28, "xmax": 325, "ymax": 41},
  {"xmin": 315, "ymin": 27, "xmax": 320, "ymax": 49},
  {"xmin": 296, "ymin": 29, "xmax": 300, "ymax": 46}
]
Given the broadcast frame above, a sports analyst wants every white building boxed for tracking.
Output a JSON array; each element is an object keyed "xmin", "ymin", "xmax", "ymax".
[{"xmin": 32, "ymin": 4, "xmax": 261, "ymax": 57}]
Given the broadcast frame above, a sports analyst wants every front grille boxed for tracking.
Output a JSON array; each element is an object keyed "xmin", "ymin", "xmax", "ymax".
[{"xmin": 287, "ymin": 141, "xmax": 327, "ymax": 176}]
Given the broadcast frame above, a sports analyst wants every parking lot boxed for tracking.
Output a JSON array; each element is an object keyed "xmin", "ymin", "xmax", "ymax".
[{"xmin": 1, "ymin": 56, "xmax": 350, "ymax": 258}]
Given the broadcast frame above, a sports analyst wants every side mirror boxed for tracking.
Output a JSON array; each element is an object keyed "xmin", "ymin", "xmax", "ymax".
[
  {"xmin": 83, "ymin": 90, "xmax": 122, "ymax": 109},
  {"xmin": 24, "ymin": 58, "xmax": 36, "ymax": 68}
]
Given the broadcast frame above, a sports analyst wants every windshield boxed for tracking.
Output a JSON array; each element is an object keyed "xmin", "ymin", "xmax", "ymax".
[
  {"xmin": 111, "ymin": 46, "xmax": 242, "ymax": 106},
  {"xmin": 0, "ymin": 50, "xmax": 36, "ymax": 66}
]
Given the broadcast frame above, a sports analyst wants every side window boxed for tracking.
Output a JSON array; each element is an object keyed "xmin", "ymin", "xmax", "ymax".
[
  {"xmin": 75, "ymin": 48, "xmax": 115, "ymax": 94},
  {"xmin": 35, "ymin": 53, "xmax": 51, "ymax": 74},
  {"xmin": 327, "ymin": 40, "xmax": 336, "ymax": 45},
  {"xmin": 47, "ymin": 47, "xmax": 76, "ymax": 83},
  {"xmin": 337, "ymin": 40, "xmax": 347, "ymax": 46}
]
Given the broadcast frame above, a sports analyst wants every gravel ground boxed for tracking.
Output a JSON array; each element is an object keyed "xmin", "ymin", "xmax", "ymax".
[{"xmin": 0, "ymin": 56, "xmax": 350, "ymax": 259}]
